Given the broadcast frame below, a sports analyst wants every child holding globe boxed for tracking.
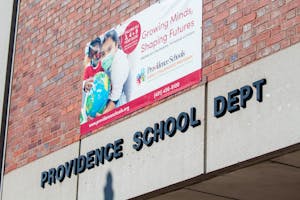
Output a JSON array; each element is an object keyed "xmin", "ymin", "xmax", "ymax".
[
  {"xmin": 81, "ymin": 37, "xmax": 111, "ymax": 123},
  {"xmin": 100, "ymin": 29, "xmax": 130, "ymax": 114},
  {"xmin": 81, "ymin": 29, "xmax": 130, "ymax": 124}
]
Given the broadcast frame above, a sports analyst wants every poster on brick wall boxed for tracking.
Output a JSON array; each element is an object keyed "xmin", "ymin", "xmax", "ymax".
[{"xmin": 80, "ymin": 0, "xmax": 202, "ymax": 135}]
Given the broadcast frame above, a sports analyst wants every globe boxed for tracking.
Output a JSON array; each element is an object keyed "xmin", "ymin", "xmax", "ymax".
[{"xmin": 85, "ymin": 72, "xmax": 111, "ymax": 117}]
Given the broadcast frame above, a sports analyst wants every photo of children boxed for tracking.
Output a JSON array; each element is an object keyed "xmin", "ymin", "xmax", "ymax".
[
  {"xmin": 100, "ymin": 29, "xmax": 130, "ymax": 112},
  {"xmin": 80, "ymin": 29, "xmax": 130, "ymax": 124},
  {"xmin": 80, "ymin": 0, "xmax": 202, "ymax": 134}
]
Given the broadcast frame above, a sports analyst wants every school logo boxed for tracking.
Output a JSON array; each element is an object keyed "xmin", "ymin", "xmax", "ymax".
[{"xmin": 136, "ymin": 68, "xmax": 146, "ymax": 85}]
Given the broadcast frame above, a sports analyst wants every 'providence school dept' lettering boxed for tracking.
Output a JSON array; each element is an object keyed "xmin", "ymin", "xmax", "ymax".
[{"xmin": 41, "ymin": 107, "xmax": 201, "ymax": 188}]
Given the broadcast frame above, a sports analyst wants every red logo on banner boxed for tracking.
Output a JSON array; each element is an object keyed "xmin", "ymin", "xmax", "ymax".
[{"xmin": 121, "ymin": 20, "xmax": 141, "ymax": 54}]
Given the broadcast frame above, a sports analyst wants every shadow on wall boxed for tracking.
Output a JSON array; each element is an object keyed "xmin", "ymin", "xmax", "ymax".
[{"xmin": 104, "ymin": 171, "xmax": 114, "ymax": 200}]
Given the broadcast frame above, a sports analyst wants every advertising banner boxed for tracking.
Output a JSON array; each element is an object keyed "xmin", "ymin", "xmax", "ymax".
[{"xmin": 80, "ymin": 0, "xmax": 202, "ymax": 135}]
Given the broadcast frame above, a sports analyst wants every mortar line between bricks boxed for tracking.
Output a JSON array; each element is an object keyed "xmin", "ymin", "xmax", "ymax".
[{"xmin": 184, "ymin": 188, "xmax": 240, "ymax": 200}]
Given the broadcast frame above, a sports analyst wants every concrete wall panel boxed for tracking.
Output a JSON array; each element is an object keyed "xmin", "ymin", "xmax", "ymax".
[
  {"xmin": 2, "ymin": 142, "xmax": 79, "ymax": 200},
  {"xmin": 207, "ymin": 43, "xmax": 300, "ymax": 172},
  {"xmin": 78, "ymin": 86, "xmax": 205, "ymax": 199}
]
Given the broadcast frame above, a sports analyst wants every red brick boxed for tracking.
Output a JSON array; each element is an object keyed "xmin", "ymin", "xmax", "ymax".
[
  {"xmin": 252, "ymin": 30, "xmax": 271, "ymax": 43},
  {"xmin": 213, "ymin": 10, "xmax": 229, "ymax": 22},
  {"xmin": 212, "ymin": 60, "xmax": 229, "ymax": 71},
  {"xmin": 202, "ymin": 66, "xmax": 212, "ymax": 76},
  {"xmin": 238, "ymin": 12, "xmax": 257, "ymax": 26},
  {"xmin": 280, "ymin": 38, "xmax": 291, "ymax": 49},
  {"xmin": 266, "ymin": 31, "xmax": 285, "ymax": 46},
  {"xmin": 203, "ymin": 9, "xmax": 216, "ymax": 21},
  {"xmin": 227, "ymin": 0, "xmax": 239, "ymax": 8},
  {"xmin": 296, "ymin": 24, "xmax": 300, "ymax": 34},
  {"xmin": 253, "ymin": 0, "xmax": 269, "ymax": 10},
  {"xmin": 207, "ymin": 73, "xmax": 216, "ymax": 81},
  {"xmin": 214, "ymin": 67, "xmax": 226, "ymax": 79},
  {"xmin": 204, "ymin": 56, "xmax": 216, "ymax": 67},
  {"xmin": 239, "ymin": 45, "xmax": 256, "ymax": 59},
  {"xmin": 204, "ymin": 2, "xmax": 213, "ymax": 12},
  {"xmin": 291, "ymin": 34, "xmax": 300, "ymax": 44},
  {"xmin": 271, "ymin": 25, "xmax": 282, "ymax": 36}
]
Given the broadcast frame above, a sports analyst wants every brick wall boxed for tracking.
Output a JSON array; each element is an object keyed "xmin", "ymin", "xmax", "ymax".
[
  {"xmin": 5, "ymin": 0, "xmax": 300, "ymax": 173},
  {"xmin": 5, "ymin": 0, "xmax": 159, "ymax": 173},
  {"xmin": 202, "ymin": 0, "xmax": 300, "ymax": 81}
]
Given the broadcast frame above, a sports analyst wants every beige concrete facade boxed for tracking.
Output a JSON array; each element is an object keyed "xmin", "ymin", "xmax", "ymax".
[
  {"xmin": 1, "ymin": 0, "xmax": 300, "ymax": 199},
  {"xmin": 150, "ymin": 148, "xmax": 300, "ymax": 200},
  {"xmin": 207, "ymin": 42, "xmax": 300, "ymax": 172},
  {"xmin": 2, "ymin": 142, "xmax": 79, "ymax": 200},
  {"xmin": 1, "ymin": 43, "xmax": 300, "ymax": 200},
  {"xmin": 78, "ymin": 86, "xmax": 205, "ymax": 199}
]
